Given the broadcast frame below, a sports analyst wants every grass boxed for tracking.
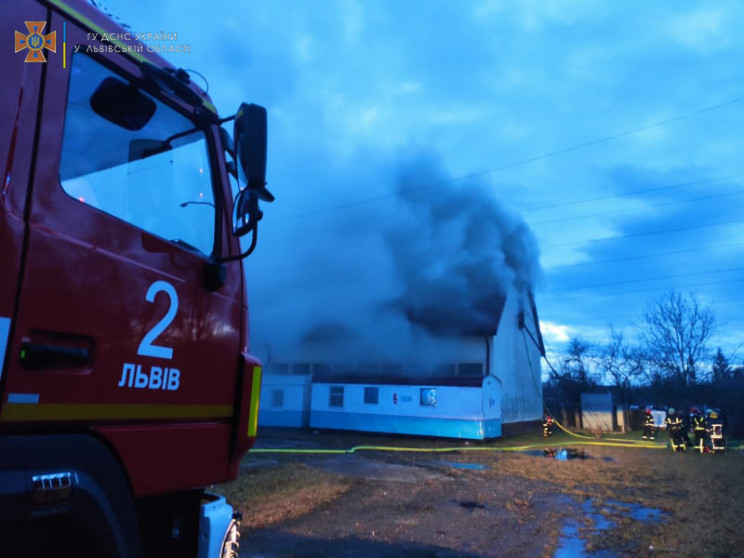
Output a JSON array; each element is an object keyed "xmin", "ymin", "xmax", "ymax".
[
  {"xmin": 482, "ymin": 433, "xmax": 744, "ymax": 556},
  {"xmin": 213, "ymin": 429, "xmax": 744, "ymax": 556},
  {"xmin": 216, "ymin": 458, "xmax": 355, "ymax": 532}
]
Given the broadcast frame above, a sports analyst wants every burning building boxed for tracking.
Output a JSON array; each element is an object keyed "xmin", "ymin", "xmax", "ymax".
[{"xmin": 252, "ymin": 153, "xmax": 545, "ymax": 438}]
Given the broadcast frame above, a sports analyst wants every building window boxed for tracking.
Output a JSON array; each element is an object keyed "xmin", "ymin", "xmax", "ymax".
[
  {"xmin": 458, "ymin": 362, "xmax": 484, "ymax": 376},
  {"xmin": 329, "ymin": 386, "xmax": 344, "ymax": 408},
  {"xmin": 420, "ymin": 388, "xmax": 437, "ymax": 407},
  {"xmin": 364, "ymin": 387, "xmax": 379, "ymax": 405},
  {"xmin": 271, "ymin": 389, "xmax": 284, "ymax": 408}
]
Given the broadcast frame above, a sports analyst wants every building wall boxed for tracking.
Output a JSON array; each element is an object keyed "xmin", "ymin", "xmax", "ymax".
[
  {"xmin": 258, "ymin": 374, "xmax": 312, "ymax": 428},
  {"xmin": 254, "ymin": 287, "xmax": 544, "ymax": 430},
  {"xmin": 489, "ymin": 289, "xmax": 543, "ymax": 424},
  {"xmin": 309, "ymin": 377, "xmax": 502, "ymax": 439}
]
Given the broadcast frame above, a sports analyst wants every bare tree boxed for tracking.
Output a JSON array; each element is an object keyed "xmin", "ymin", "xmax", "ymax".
[
  {"xmin": 640, "ymin": 291, "xmax": 715, "ymax": 389},
  {"xmin": 549, "ymin": 337, "xmax": 595, "ymax": 404},
  {"xmin": 598, "ymin": 326, "xmax": 645, "ymax": 406}
]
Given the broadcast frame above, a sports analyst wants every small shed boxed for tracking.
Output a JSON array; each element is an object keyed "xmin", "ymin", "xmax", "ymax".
[{"xmin": 581, "ymin": 392, "xmax": 626, "ymax": 433}]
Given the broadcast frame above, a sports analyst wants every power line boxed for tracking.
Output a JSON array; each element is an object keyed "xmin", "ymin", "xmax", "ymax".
[
  {"xmin": 543, "ymin": 216, "xmax": 744, "ymax": 249},
  {"xmin": 531, "ymin": 178, "xmax": 744, "ymax": 226},
  {"xmin": 546, "ymin": 240, "xmax": 744, "ymax": 271},
  {"xmin": 469, "ymin": 97, "xmax": 744, "ymax": 177},
  {"xmin": 296, "ymin": 169, "xmax": 493, "ymax": 217},
  {"xmin": 296, "ymin": 96, "xmax": 744, "ymax": 217},
  {"xmin": 515, "ymin": 129, "xmax": 744, "ymax": 206},
  {"xmin": 540, "ymin": 275, "xmax": 744, "ymax": 302},
  {"xmin": 546, "ymin": 266, "xmax": 744, "ymax": 294}
]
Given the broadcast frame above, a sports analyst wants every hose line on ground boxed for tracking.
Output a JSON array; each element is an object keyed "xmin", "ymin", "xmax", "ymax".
[{"xmin": 251, "ymin": 438, "xmax": 667, "ymax": 455}]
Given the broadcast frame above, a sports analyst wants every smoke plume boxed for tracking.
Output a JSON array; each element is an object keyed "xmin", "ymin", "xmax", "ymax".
[
  {"xmin": 248, "ymin": 150, "xmax": 542, "ymax": 364},
  {"xmin": 386, "ymin": 152, "xmax": 541, "ymax": 336}
]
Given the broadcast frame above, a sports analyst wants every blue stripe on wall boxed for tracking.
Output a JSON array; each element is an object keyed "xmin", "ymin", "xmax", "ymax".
[{"xmin": 310, "ymin": 411, "xmax": 501, "ymax": 440}]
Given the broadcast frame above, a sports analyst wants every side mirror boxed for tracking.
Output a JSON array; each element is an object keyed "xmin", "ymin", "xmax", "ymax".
[
  {"xmin": 232, "ymin": 103, "xmax": 273, "ymax": 240},
  {"xmin": 234, "ymin": 103, "xmax": 274, "ymax": 202},
  {"xmin": 233, "ymin": 189, "xmax": 262, "ymax": 238}
]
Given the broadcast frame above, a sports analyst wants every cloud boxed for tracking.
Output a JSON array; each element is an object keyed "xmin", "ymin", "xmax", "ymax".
[
  {"xmin": 540, "ymin": 320, "xmax": 571, "ymax": 343},
  {"xmin": 665, "ymin": 8, "xmax": 728, "ymax": 52}
]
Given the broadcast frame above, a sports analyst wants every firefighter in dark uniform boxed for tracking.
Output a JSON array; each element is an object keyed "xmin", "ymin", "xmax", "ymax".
[
  {"xmin": 542, "ymin": 415, "xmax": 555, "ymax": 437},
  {"xmin": 691, "ymin": 408, "xmax": 707, "ymax": 454},
  {"xmin": 664, "ymin": 408, "xmax": 686, "ymax": 451},
  {"xmin": 642, "ymin": 408, "xmax": 656, "ymax": 440}
]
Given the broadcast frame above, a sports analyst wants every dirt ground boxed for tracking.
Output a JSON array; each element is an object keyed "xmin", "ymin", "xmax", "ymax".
[{"xmin": 214, "ymin": 428, "xmax": 744, "ymax": 557}]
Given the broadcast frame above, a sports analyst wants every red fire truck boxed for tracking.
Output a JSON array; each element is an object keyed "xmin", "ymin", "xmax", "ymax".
[{"xmin": 1, "ymin": 1, "xmax": 271, "ymax": 555}]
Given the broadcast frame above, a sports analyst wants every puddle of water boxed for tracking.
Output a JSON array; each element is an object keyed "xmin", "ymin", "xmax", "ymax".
[
  {"xmin": 554, "ymin": 498, "xmax": 667, "ymax": 557},
  {"xmin": 581, "ymin": 499, "xmax": 614, "ymax": 531},
  {"xmin": 554, "ymin": 523, "xmax": 584, "ymax": 558},
  {"xmin": 431, "ymin": 460, "xmax": 489, "ymax": 470}
]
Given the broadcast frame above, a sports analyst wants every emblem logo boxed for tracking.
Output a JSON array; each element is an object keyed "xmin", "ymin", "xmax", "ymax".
[{"xmin": 15, "ymin": 21, "xmax": 56, "ymax": 63}]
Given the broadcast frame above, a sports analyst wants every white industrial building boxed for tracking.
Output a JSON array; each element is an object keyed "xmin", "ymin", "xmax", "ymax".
[{"xmin": 256, "ymin": 287, "xmax": 544, "ymax": 439}]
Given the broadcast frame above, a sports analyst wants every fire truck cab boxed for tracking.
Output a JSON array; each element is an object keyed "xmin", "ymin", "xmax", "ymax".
[{"xmin": 1, "ymin": 1, "xmax": 269, "ymax": 556}]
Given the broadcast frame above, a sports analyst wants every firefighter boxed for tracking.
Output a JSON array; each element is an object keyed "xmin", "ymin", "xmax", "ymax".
[
  {"xmin": 642, "ymin": 408, "xmax": 656, "ymax": 440},
  {"xmin": 542, "ymin": 415, "xmax": 555, "ymax": 437},
  {"xmin": 664, "ymin": 408, "xmax": 686, "ymax": 452},
  {"xmin": 691, "ymin": 408, "xmax": 707, "ymax": 454}
]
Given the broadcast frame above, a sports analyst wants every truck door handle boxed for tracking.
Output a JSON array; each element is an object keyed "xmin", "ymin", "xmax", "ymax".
[{"xmin": 21, "ymin": 342, "xmax": 91, "ymax": 369}]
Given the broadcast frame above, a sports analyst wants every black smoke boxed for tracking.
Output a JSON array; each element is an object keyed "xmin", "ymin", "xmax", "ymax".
[
  {"xmin": 385, "ymin": 152, "xmax": 541, "ymax": 337},
  {"xmin": 248, "ymin": 150, "xmax": 542, "ymax": 363}
]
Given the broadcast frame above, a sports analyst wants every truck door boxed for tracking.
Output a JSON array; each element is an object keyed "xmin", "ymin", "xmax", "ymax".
[{"xmin": 1, "ymin": 12, "xmax": 244, "ymax": 494}]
